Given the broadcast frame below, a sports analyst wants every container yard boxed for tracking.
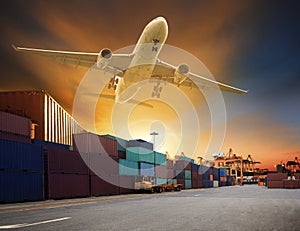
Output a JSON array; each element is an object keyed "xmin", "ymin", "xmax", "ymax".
[{"xmin": 0, "ymin": 92, "xmax": 299, "ymax": 203}]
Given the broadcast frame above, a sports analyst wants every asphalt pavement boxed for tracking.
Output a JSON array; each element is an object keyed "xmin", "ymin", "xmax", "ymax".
[{"xmin": 0, "ymin": 185, "xmax": 299, "ymax": 230}]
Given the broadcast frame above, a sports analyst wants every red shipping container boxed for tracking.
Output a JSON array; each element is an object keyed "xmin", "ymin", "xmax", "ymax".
[
  {"xmin": 86, "ymin": 154, "xmax": 119, "ymax": 176},
  {"xmin": 192, "ymin": 179, "xmax": 199, "ymax": 189},
  {"xmin": 119, "ymin": 176, "xmax": 135, "ymax": 194},
  {"xmin": 267, "ymin": 173, "xmax": 288, "ymax": 181},
  {"xmin": 283, "ymin": 179, "xmax": 300, "ymax": 189},
  {"xmin": 44, "ymin": 146, "xmax": 89, "ymax": 175},
  {"xmin": 118, "ymin": 151, "xmax": 126, "ymax": 159},
  {"xmin": 295, "ymin": 173, "xmax": 300, "ymax": 180},
  {"xmin": 0, "ymin": 111, "xmax": 31, "ymax": 137},
  {"xmin": 174, "ymin": 160, "xmax": 192, "ymax": 171},
  {"xmin": 192, "ymin": 171, "xmax": 198, "ymax": 181},
  {"xmin": 166, "ymin": 160, "xmax": 174, "ymax": 169},
  {"xmin": 91, "ymin": 175, "xmax": 120, "ymax": 196},
  {"xmin": 267, "ymin": 180, "xmax": 284, "ymax": 189},
  {"xmin": 47, "ymin": 173, "xmax": 89, "ymax": 199},
  {"xmin": 167, "ymin": 169, "xmax": 174, "ymax": 179},
  {"xmin": 210, "ymin": 175, "xmax": 213, "ymax": 181},
  {"xmin": 73, "ymin": 133, "xmax": 118, "ymax": 157},
  {"xmin": 156, "ymin": 165, "xmax": 167, "ymax": 178}
]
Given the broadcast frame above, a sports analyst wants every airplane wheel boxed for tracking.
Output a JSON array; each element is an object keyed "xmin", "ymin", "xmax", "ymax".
[
  {"xmin": 115, "ymin": 78, "xmax": 119, "ymax": 84},
  {"xmin": 114, "ymin": 85, "xmax": 117, "ymax": 90},
  {"xmin": 108, "ymin": 84, "xmax": 112, "ymax": 89}
]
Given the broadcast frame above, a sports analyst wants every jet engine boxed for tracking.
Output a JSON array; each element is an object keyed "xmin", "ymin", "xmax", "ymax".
[
  {"xmin": 174, "ymin": 64, "xmax": 189, "ymax": 85},
  {"xmin": 97, "ymin": 48, "xmax": 112, "ymax": 69}
]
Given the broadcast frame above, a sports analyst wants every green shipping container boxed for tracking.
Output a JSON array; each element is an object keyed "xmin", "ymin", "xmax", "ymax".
[
  {"xmin": 175, "ymin": 170, "xmax": 191, "ymax": 179},
  {"xmin": 119, "ymin": 159, "xmax": 139, "ymax": 176},
  {"xmin": 154, "ymin": 152, "xmax": 167, "ymax": 166},
  {"xmin": 185, "ymin": 179, "xmax": 192, "ymax": 189},
  {"xmin": 126, "ymin": 147, "xmax": 154, "ymax": 163},
  {"xmin": 156, "ymin": 178, "xmax": 167, "ymax": 184},
  {"xmin": 167, "ymin": 179, "xmax": 177, "ymax": 184}
]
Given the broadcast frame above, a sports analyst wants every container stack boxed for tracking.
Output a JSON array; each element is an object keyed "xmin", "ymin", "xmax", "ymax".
[
  {"xmin": 267, "ymin": 173, "xmax": 288, "ymax": 188},
  {"xmin": 0, "ymin": 111, "xmax": 31, "ymax": 143},
  {"xmin": 0, "ymin": 139, "xmax": 44, "ymax": 202},
  {"xmin": 73, "ymin": 133, "xmax": 120, "ymax": 196},
  {"xmin": 155, "ymin": 152, "xmax": 167, "ymax": 184},
  {"xmin": 191, "ymin": 163, "xmax": 199, "ymax": 189},
  {"xmin": 174, "ymin": 160, "xmax": 192, "ymax": 189},
  {"xmin": 44, "ymin": 146, "xmax": 90, "ymax": 199},
  {"xmin": 219, "ymin": 168, "xmax": 227, "ymax": 187},
  {"xmin": 166, "ymin": 160, "xmax": 176, "ymax": 184},
  {"xmin": 199, "ymin": 165, "xmax": 211, "ymax": 188},
  {"xmin": 212, "ymin": 168, "xmax": 219, "ymax": 187}
]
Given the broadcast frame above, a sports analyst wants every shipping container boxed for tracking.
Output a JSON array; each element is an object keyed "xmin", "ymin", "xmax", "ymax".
[
  {"xmin": 0, "ymin": 170, "xmax": 44, "ymax": 203},
  {"xmin": 46, "ymin": 173, "xmax": 89, "ymax": 199},
  {"xmin": 0, "ymin": 131, "xmax": 31, "ymax": 143},
  {"xmin": 267, "ymin": 180, "xmax": 284, "ymax": 189},
  {"xmin": 156, "ymin": 178, "xmax": 167, "ymax": 184},
  {"xmin": 119, "ymin": 176, "xmax": 135, "ymax": 194},
  {"xmin": 119, "ymin": 159, "xmax": 139, "ymax": 176},
  {"xmin": 167, "ymin": 179, "xmax": 177, "ymax": 184},
  {"xmin": 198, "ymin": 165, "xmax": 210, "ymax": 176},
  {"xmin": 192, "ymin": 171, "xmax": 198, "ymax": 181},
  {"xmin": 0, "ymin": 139, "xmax": 43, "ymax": 172},
  {"xmin": 102, "ymin": 134, "xmax": 127, "ymax": 152},
  {"xmin": 166, "ymin": 160, "xmax": 174, "ymax": 169},
  {"xmin": 219, "ymin": 182, "xmax": 227, "ymax": 187},
  {"xmin": 191, "ymin": 163, "xmax": 198, "ymax": 172},
  {"xmin": 175, "ymin": 170, "xmax": 191, "ymax": 179},
  {"xmin": 118, "ymin": 151, "xmax": 126, "ymax": 159},
  {"xmin": 167, "ymin": 169, "xmax": 174, "ymax": 179},
  {"xmin": 220, "ymin": 176, "xmax": 227, "ymax": 182},
  {"xmin": 174, "ymin": 160, "xmax": 192, "ymax": 171},
  {"xmin": 185, "ymin": 179, "xmax": 192, "ymax": 189},
  {"xmin": 155, "ymin": 165, "xmax": 167, "ymax": 179},
  {"xmin": 127, "ymin": 139, "xmax": 153, "ymax": 150},
  {"xmin": 140, "ymin": 162, "xmax": 155, "ymax": 177},
  {"xmin": 0, "ymin": 91, "xmax": 84, "ymax": 146},
  {"xmin": 267, "ymin": 173, "xmax": 288, "ymax": 181},
  {"xmin": 213, "ymin": 181, "xmax": 219, "ymax": 188},
  {"xmin": 192, "ymin": 179, "xmax": 199, "ymax": 189},
  {"xmin": 219, "ymin": 168, "xmax": 227, "ymax": 177},
  {"xmin": 126, "ymin": 147, "xmax": 154, "ymax": 163},
  {"xmin": 295, "ymin": 173, "xmax": 300, "ymax": 180},
  {"xmin": 154, "ymin": 152, "xmax": 167, "ymax": 166},
  {"xmin": 44, "ymin": 146, "xmax": 89, "ymax": 175},
  {"xmin": 86, "ymin": 153, "xmax": 119, "ymax": 176},
  {"xmin": 73, "ymin": 133, "xmax": 118, "ymax": 158},
  {"xmin": 0, "ymin": 111, "xmax": 31, "ymax": 137},
  {"xmin": 212, "ymin": 168, "xmax": 220, "ymax": 180},
  {"xmin": 202, "ymin": 180, "xmax": 211, "ymax": 188},
  {"xmin": 283, "ymin": 179, "xmax": 300, "ymax": 189},
  {"xmin": 91, "ymin": 175, "xmax": 120, "ymax": 196},
  {"xmin": 176, "ymin": 178, "xmax": 185, "ymax": 188}
]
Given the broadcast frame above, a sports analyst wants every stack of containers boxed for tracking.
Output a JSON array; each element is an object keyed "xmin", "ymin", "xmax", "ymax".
[
  {"xmin": 0, "ymin": 111, "xmax": 31, "ymax": 143},
  {"xmin": 267, "ymin": 173, "xmax": 288, "ymax": 188},
  {"xmin": 73, "ymin": 133, "xmax": 120, "ymax": 196},
  {"xmin": 166, "ymin": 160, "xmax": 176, "ymax": 184},
  {"xmin": 192, "ymin": 163, "xmax": 199, "ymax": 188},
  {"xmin": 199, "ymin": 165, "xmax": 210, "ymax": 188},
  {"xmin": 174, "ymin": 160, "xmax": 192, "ymax": 189},
  {"xmin": 283, "ymin": 179, "xmax": 300, "ymax": 189},
  {"xmin": 154, "ymin": 152, "xmax": 167, "ymax": 184},
  {"xmin": 219, "ymin": 168, "xmax": 227, "ymax": 187},
  {"xmin": 0, "ymin": 139, "xmax": 44, "ymax": 202},
  {"xmin": 44, "ymin": 146, "xmax": 90, "ymax": 199},
  {"xmin": 212, "ymin": 167, "xmax": 219, "ymax": 187},
  {"xmin": 102, "ymin": 134, "xmax": 127, "ymax": 159}
]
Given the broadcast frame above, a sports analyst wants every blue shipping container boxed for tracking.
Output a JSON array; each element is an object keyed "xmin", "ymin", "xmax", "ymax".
[
  {"xmin": 185, "ymin": 179, "xmax": 192, "ymax": 189},
  {"xmin": 213, "ymin": 168, "xmax": 220, "ymax": 180},
  {"xmin": 154, "ymin": 152, "xmax": 167, "ymax": 166},
  {"xmin": 156, "ymin": 178, "xmax": 167, "ymax": 184},
  {"xmin": 192, "ymin": 163, "xmax": 198, "ymax": 172},
  {"xmin": 0, "ymin": 139, "xmax": 43, "ymax": 172},
  {"xmin": 140, "ymin": 163, "xmax": 155, "ymax": 177},
  {"xmin": 0, "ymin": 170, "xmax": 44, "ymax": 203},
  {"xmin": 33, "ymin": 139, "xmax": 70, "ymax": 150}
]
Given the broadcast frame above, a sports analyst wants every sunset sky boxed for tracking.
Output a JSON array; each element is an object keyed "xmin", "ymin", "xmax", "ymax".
[{"xmin": 1, "ymin": 0, "xmax": 299, "ymax": 169}]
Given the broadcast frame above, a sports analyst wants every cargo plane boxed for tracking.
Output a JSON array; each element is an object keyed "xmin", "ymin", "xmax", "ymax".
[{"xmin": 13, "ymin": 16, "xmax": 247, "ymax": 104}]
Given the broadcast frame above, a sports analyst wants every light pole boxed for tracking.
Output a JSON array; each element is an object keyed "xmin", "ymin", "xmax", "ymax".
[{"xmin": 150, "ymin": 131, "xmax": 158, "ymax": 184}]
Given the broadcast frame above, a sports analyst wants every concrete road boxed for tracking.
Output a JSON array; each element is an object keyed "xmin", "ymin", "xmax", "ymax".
[{"xmin": 0, "ymin": 185, "xmax": 299, "ymax": 230}]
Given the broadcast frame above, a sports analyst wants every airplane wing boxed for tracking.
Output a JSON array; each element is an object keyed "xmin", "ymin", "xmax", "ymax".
[
  {"xmin": 12, "ymin": 45, "xmax": 133, "ymax": 76},
  {"xmin": 153, "ymin": 59, "xmax": 248, "ymax": 94}
]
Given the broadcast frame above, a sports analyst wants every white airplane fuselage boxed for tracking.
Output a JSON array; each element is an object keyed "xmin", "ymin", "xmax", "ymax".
[{"xmin": 115, "ymin": 17, "xmax": 168, "ymax": 103}]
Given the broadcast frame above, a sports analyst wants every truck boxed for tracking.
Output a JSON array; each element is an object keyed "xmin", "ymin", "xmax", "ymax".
[{"xmin": 134, "ymin": 176, "xmax": 183, "ymax": 193}]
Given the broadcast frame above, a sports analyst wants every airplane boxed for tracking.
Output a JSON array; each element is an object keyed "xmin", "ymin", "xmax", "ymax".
[{"xmin": 12, "ymin": 16, "xmax": 247, "ymax": 104}]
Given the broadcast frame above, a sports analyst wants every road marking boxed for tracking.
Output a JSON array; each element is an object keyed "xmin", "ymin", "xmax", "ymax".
[
  {"xmin": 194, "ymin": 194, "xmax": 202, "ymax": 197},
  {"xmin": 0, "ymin": 217, "xmax": 71, "ymax": 229}
]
